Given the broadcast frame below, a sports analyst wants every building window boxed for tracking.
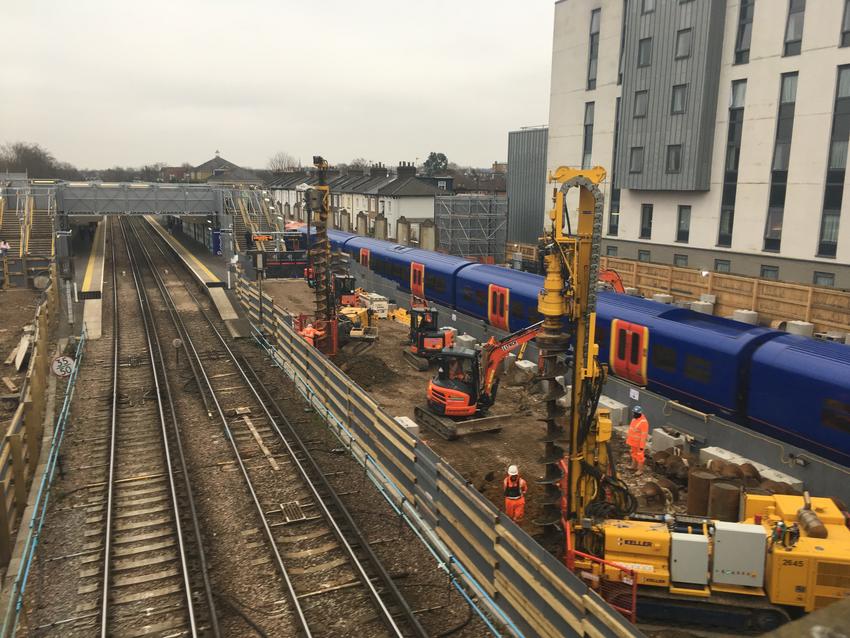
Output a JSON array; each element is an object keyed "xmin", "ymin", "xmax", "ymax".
[
  {"xmin": 760, "ymin": 265, "xmax": 779, "ymax": 280},
  {"xmin": 666, "ymin": 145, "xmax": 683, "ymax": 173},
  {"xmin": 640, "ymin": 204, "xmax": 653, "ymax": 239},
  {"xmin": 814, "ymin": 271, "xmax": 835, "ymax": 287},
  {"xmin": 630, "ymin": 147, "xmax": 645, "ymax": 174},
  {"xmin": 642, "ymin": 0, "xmax": 655, "ymax": 14},
  {"xmin": 618, "ymin": 8, "xmax": 627, "ymax": 84},
  {"xmin": 608, "ymin": 210, "xmax": 620, "ymax": 236},
  {"xmin": 638, "ymin": 37, "xmax": 652, "ymax": 67},
  {"xmin": 764, "ymin": 72, "xmax": 798, "ymax": 252},
  {"xmin": 784, "ymin": 0, "xmax": 806, "ymax": 57},
  {"xmin": 675, "ymin": 29, "xmax": 692, "ymax": 59},
  {"xmin": 587, "ymin": 9, "xmax": 601, "ymax": 90},
  {"xmin": 671, "ymin": 84, "xmax": 688, "ymax": 114},
  {"xmin": 719, "ymin": 80, "xmax": 747, "ymax": 248},
  {"xmin": 735, "ymin": 0, "xmax": 754, "ymax": 64},
  {"xmin": 582, "ymin": 102, "xmax": 595, "ymax": 169},
  {"xmin": 673, "ymin": 254, "xmax": 688, "ymax": 268},
  {"xmin": 818, "ymin": 66, "xmax": 850, "ymax": 258},
  {"xmin": 842, "ymin": 0, "xmax": 850, "ymax": 47},
  {"xmin": 634, "ymin": 90, "xmax": 649, "ymax": 118},
  {"xmin": 638, "ymin": 249, "xmax": 651, "ymax": 262},
  {"xmin": 676, "ymin": 205, "xmax": 691, "ymax": 242},
  {"xmin": 610, "ymin": 97, "xmax": 621, "ymax": 234},
  {"xmin": 714, "ymin": 259, "xmax": 731, "ymax": 273},
  {"xmin": 606, "ymin": 245, "xmax": 619, "ymax": 257}
]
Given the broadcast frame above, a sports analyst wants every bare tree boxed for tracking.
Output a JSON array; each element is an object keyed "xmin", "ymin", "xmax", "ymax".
[
  {"xmin": 267, "ymin": 151, "xmax": 298, "ymax": 173},
  {"xmin": 349, "ymin": 157, "xmax": 370, "ymax": 169}
]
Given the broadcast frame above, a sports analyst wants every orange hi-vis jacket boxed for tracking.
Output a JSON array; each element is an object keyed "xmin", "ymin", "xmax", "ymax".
[
  {"xmin": 626, "ymin": 415, "xmax": 649, "ymax": 450},
  {"xmin": 503, "ymin": 475, "xmax": 528, "ymax": 500}
]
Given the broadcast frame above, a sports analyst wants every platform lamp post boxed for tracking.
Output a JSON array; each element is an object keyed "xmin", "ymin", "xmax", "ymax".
[{"xmin": 253, "ymin": 250, "xmax": 265, "ymax": 335}]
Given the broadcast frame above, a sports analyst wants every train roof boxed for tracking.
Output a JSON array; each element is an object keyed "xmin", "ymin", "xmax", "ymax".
[{"xmin": 753, "ymin": 333, "xmax": 850, "ymax": 366}]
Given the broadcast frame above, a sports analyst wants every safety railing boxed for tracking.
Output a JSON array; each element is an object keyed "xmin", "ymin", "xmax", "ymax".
[
  {"xmin": 236, "ymin": 274, "xmax": 642, "ymax": 638},
  {"xmin": 0, "ymin": 327, "xmax": 86, "ymax": 637},
  {"xmin": 565, "ymin": 522, "xmax": 638, "ymax": 624}
]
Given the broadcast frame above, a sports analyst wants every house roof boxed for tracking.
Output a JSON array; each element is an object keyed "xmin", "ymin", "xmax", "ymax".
[
  {"xmin": 194, "ymin": 155, "xmax": 241, "ymax": 173},
  {"xmin": 379, "ymin": 176, "xmax": 442, "ymax": 197}
]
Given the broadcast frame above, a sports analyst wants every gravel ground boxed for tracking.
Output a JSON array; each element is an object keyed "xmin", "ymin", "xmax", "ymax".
[{"xmin": 0, "ymin": 288, "xmax": 43, "ymax": 425}]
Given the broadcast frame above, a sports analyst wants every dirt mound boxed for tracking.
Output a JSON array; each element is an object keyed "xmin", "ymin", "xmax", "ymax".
[{"xmin": 336, "ymin": 353, "xmax": 398, "ymax": 390}]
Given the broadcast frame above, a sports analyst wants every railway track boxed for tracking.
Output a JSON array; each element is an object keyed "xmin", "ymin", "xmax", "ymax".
[
  {"xmin": 125, "ymin": 218, "xmax": 427, "ymax": 637},
  {"xmin": 73, "ymin": 218, "xmax": 218, "ymax": 636}
]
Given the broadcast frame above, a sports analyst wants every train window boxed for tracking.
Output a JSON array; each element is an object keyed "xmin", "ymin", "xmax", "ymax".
[
  {"xmin": 491, "ymin": 290, "xmax": 497, "ymax": 312},
  {"xmin": 651, "ymin": 343, "xmax": 677, "ymax": 373},
  {"xmin": 630, "ymin": 334, "xmax": 640, "ymax": 365},
  {"xmin": 684, "ymin": 354, "xmax": 711, "ymax": 384},
  {"xmin": 425, "ymin": 274, "xmax": 446, "ymax": 293},
  {"xmin": 475, "ymin": 290, "xmax": 487, "ymax": 306},
  {"xmin": 822, "ymin": 399, "xmax": 850, "ymax": 434},
  {"xmin": 617, "ymin": 329, "xmax": 627, "ymax": 361},
  {"xmin": 462, "ymin": 286, "xmax": 474, "ymax": 302},
  {"xmin": 595, "ymin": 325, "xmax": 609, "ymax": 346},
  {"xmin": 499, "ymin": 294, "xmax": 505, "ymax": 317}
]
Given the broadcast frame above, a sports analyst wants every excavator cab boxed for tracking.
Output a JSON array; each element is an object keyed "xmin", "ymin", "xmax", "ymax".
[
  {"xmin": 404, "ymin": 306, "xmax": 455, "ymax": 370},
  {"xmin": 332, "ymin": 273, "xmax": 358, "ymax": 306},
  {"xmin": 427, "ymin": 348, "xmax": 481, "ymax": 417}
]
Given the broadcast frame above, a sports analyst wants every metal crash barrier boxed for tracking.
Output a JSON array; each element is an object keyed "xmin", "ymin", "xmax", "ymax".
[{"xmin": 236, "ymin": 274, "xmax": 642, "ymax": 638}]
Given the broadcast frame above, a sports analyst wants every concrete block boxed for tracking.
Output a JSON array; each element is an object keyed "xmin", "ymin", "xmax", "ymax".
[
  {"xmin": 846, "ymin": 334, "xmax": 850, "ymax": 345},
  {"xmin": 700, "ymin": 294, "xmax": 717, "ymax": 304},
  {"xmin": 787, "ymin": 320, "xmax": 814, "ymax": 337},
  {"xmin": 394, "ymin": 416, "xmax": 420, "ymax": 437},
  {"xmin": 455, "ymin": 333, "xmax": 477, "ymax": 349},
  {"xmin": 506, "ymin": 358, "xmax": 538, "ymax": 386},
  {"xmin": 556, "ymin": 383, "xmax": 572, "ymax": 409},
  {"xmin": 625, "ymin": 287, "xmax": 640, "ymax": 296},
  {"xmin": 733, "ymin": 309, "xmax": 759, "ymax": 325},
  {"xmin": 673, "ymin": 300, "xmax": 691, "ymax": 309},
  {"xmin": 690, "ymin": 301, "xmax": 714, "ymax": 315},
  {"xmin": 651, "ymin": 428, "xmax": 688, "ymax": 454},
  {"xmin": 599, "ymin": 395, "xmax": 628, "ymax": 428},
  {"xmin": 652, "ymin": 293, "xmax": 673, "ymax": 304}
]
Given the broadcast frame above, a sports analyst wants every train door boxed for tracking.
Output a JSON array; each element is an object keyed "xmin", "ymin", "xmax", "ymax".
[
  {"xmin": 609, "ymin": 319, "xmax": 648, "ymax": 385},
  {"xmin": 410, "ymin": 262, "xmax": 425, "ymax": 297},
  {"xmin": 359, "ymin": 248, "xmax": 370, "ymax": 268},
  {"xmin": 488, "ymin": 284, "xmax": 510, "ymax": 331}
]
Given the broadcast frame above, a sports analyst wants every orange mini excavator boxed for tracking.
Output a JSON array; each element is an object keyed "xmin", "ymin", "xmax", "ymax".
[{"xmin": 414, "ymin": 320, "xmax": 543, "ymax": 439}]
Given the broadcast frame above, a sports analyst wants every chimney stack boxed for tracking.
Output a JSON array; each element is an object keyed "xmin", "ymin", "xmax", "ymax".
[{"xmin": 397, "ymin": 161, "xmax": 416, "ymax": 178}]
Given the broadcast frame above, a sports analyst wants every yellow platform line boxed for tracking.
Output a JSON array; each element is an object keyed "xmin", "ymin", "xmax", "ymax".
[
  {"xmin": 82, "ymin": 218, "xmax": 105, "ymax": 293},
  {"xmin": 143, "ymin": 216, "xmax": 220, "ymax": 284}
]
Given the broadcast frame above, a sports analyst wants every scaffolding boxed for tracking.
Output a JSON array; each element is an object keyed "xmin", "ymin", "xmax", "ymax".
[{"xmin": 434, "ymin": 195, "xmax": 507, "ymax": 263}]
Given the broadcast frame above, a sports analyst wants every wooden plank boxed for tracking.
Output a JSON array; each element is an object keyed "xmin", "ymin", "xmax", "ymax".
[
  {"xmin": 435, "ymin": 526, "xmax": 496, "ymax": 597},
  {"xmin": 14, "ymin": 334, "xmax": 30, "ymax": 371},
  {"xmin": 495, "ymin": 528, "xmax": 585, "ymax": 609},
  {"xmin": 242, "ymin": 416, "xmax": 279, "ymax": 471},
  {"xmin": 582, "ymin": 592, "xmax": 636, "ymax": 638},
  {"xmin": 495, "ymin": 570, "xmax": 577, "ymax": 638},
  {"xmin": 436, "ymin": 478, "xmax": 499, "ymax": 543},
  {"xmin": 1, "ymin": 377, "xmax": 17, "ymax": 393}
]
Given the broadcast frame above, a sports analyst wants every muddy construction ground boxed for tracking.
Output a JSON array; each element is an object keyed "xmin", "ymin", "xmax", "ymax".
[{"xmin": 260, "ymin": 279, "xmax": 687, "ymax": 544}]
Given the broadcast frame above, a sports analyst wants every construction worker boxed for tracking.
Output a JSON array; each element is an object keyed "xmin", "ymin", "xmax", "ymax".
[
  {"xmin": 626, "ymin": 406, "xmax": 649, "ymax": 474},
  {"xmin": 503, "ymin": 465, "xmax": 528, "ymax": 523}
]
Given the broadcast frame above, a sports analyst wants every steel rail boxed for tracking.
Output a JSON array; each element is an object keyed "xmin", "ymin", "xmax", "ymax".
[
  {"xmin": 98, "ymin": 217, "xmax": 119, "ymax": 637},
  {"xmin": 123, "ymin": 221, "xmax": 222, "ymax": 635},
  {"xmin": 120, "ymin": 218, "xmax": 218, "ymax": 635},
  {"xmin": 134, "ymin": 218, "xmax": 418, "ymax": 638},
  {"xmin": 126, "ymin": 219, "xmax": 312, "ymax": 634}
]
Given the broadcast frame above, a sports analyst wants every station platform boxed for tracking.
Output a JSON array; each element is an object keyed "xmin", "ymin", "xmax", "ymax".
[
  {"xmin": 80, "ymin": 218, "xmax": 105, "ymax": 300},
  {"xmin": 142, "ymin": 216, "xmax": 239, "ymax": 323}
]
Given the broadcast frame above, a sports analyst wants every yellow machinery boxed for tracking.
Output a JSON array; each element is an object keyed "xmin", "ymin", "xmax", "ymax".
[{"xmin": 540, "ymin": 166, "xmax": 850, "ymax": 631}]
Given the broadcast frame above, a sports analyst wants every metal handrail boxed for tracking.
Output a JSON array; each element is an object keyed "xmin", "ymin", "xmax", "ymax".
[{"xmin": 0, "ymin": 328, "xmax": 87, "ymax": 637}]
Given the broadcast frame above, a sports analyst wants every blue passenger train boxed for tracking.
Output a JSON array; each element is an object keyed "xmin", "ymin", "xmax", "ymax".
[{"xmin": 305, "ymin": 228, "xmax": 850, "ymax": 467}]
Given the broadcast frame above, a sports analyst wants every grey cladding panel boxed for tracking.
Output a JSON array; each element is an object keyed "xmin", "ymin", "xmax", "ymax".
[
  {"xmin": 616, "ymin": 0, "xmax": 726, "ymax": 191},
  {"xmin": 507, "ymin": 127, "xmax": 548, "ymax": 244}
]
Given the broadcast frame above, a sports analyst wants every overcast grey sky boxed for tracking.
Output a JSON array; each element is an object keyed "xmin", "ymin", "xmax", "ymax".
[{"xmin": 3, "ymin": 1, "xmax": 553, "ymax": 170}]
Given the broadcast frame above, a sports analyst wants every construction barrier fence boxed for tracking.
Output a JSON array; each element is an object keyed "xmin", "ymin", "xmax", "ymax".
[
  {"xmin": 236, "ymin": 274, "xmax": 642, "ymax": 638},
  {"xmin": 600, "ymin": 257, "xmax": 850, "ymax": 335},
  {"xmin": 0, "ymin": 269, "xmax": 58, "ymax": 569}
]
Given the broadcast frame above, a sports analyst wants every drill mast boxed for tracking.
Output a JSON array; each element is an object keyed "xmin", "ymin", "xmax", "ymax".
[{"xmin": 537, "ymin": 167, "xmax": 631, "ymax": 534}]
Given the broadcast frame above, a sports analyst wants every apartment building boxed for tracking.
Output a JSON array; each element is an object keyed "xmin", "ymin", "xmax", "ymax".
[{"xmin": 548, "ymin": 0, "xmax": 850, "ymax": 287}]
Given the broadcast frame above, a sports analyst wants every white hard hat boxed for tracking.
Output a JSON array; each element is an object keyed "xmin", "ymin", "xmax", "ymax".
[{"xmin": 508, "ymin": 465, "xmax": 518, "ymax": 476}]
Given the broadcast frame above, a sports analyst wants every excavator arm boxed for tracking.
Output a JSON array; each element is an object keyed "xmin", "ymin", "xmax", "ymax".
[{"xmin": 480, "ymin": 320, "xmax": 543, "ymax": 400}]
